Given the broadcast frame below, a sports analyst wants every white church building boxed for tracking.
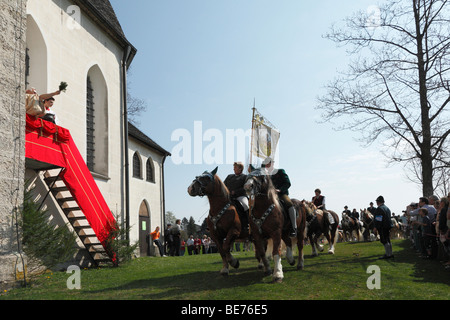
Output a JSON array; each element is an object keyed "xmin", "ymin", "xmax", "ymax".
[{"xmin": 24, "ymin": 0, "xmax": 170, "ymax": 265}]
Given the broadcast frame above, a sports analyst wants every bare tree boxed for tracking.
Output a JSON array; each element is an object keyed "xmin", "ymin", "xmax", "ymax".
[
  {"xmin": 127, "ymin": 90, "xmax": 147, "ymax": 125},
  {"xmin": 317, "ymin": 0, "xmax": 450, "ymax": 197},
  {"xmin": 127, "ymin": 67, "xmax": 148, "ymax": 125}
]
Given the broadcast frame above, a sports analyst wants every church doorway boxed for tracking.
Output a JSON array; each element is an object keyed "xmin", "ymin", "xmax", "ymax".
[{"xmin": 138, "ymin": 201, "xmax": 151, "ymax": 257}]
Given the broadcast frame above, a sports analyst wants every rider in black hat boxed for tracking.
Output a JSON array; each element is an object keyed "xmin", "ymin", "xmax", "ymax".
[
  {"xmin": 374, "ymin": 196, "xmax": 393, "ymax": 259},
  {"xmin": 263, "ymin": 157, "xmax": 297, "ymax": 237}
]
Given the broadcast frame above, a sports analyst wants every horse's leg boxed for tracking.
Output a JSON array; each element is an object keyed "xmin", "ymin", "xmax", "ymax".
[
  {"xmin": 315, "ymin": 234, "xmax": 324, "ymax": 252},
  {"xmin": 255, "ymin": 238, "xmax": 267, "ymax": 269},
  {"xmin": 214, "ymin": 238, "xmax": 230, "ymax": 276},
  {"xmin": 309, "ymin": 234, "xmax": 318, "ymax": 257},
  {"xmin": 328, "ymin": 226, "xmax": 337, "ymax": 254},
  {"xmin": 282, "ymin": 235, "xmax": 295, "ymax": 266},
  {"xmin": 324, "ymin": 230, "xmax": 334, "ymax": 254},
  {"xmin": 295, "ymin": 225, "xmax": 305, "ymax": 270},
  {"xmin": 223, "ymin": 228, "xmax": 240, "ymax": 269},
  {"xmin": 254, "ymin": 235, "xmax": 271, "ymax": 276},
  {"xmin": 356, "ymin": 226, "xmax": 361, "ymax": 242},
  {"xmin": 271, "ymin": 234, "xmax": 284, "ymax": 282}
]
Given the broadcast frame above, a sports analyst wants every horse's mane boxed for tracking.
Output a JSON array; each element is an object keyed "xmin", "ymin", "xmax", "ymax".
[
  {"xmin": 213, "ymin": 175, "xmax": 231, "ymax": 202},
  {"xmin": 303, "ymin": 200, "xmax": 316, "ymax": 215},
  {"xmin": 265, "ymin": 173, "xmax": 281, "ymax": 212}
]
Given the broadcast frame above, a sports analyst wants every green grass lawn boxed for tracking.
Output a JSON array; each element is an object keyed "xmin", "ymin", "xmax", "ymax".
[{"xmin": 1, "ymin": 239, "xmax": 449, "ymax": 300}]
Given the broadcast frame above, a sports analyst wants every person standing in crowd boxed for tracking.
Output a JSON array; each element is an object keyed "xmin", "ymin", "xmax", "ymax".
[
  {"xmin": 408, "ymin": 197, "xmax": 437, "ymax": 256},
  {"xmin": 170, "ymin": 219, "xmax": 182, "ymax": 256},
  {"xmin": 373, "ymin": 195, "xmax": 394, "ymax": 259},
  {"xmin": 437, "ymin": 195, "xmax": 449, "ymax": 265},
  {"xmin": 165, "ymin": 223, "xmax": 173, "ymax": 256},
  {"xmin": 412, "ymin": 208, "xmax": 435, "ymax": 259},
  {"xmin": 202, "ymin": 235, "xmax": 211, "ymax": 254},
  {"xmin": 186, "ymin": 235, "xmax": 195, "ymax": 255},
  {"xmin": 194, "ymin": 236, "xmax": 202, "ymax": 254},
  {"xmin": 150, "ymin": 226, "xmax": 166, "ymax": 257}
]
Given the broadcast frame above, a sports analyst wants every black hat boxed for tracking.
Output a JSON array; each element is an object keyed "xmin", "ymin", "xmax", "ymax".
[{"xmin": 376, "ymin": 196, "xmax": 385, "ymax": 203}]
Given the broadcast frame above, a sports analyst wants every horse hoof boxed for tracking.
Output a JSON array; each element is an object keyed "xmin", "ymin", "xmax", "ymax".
[
  {"xmin": 264, "ymin": 269, "xmax": 272, "ymax": 277},
  {"xmin": 328, "ymin": 250, "xmax": 335, "ymax": 254},
  {"xmin": 220, "ymin": 268, "xmax": 229, "ymax": 276},
  {"xmin": 273, "ymin": 277, "xmax": 283, "ymax": 283},
  {"xmin": 297, "ymin": 264, "xmax": 304, "ymax": 270},
  {"xmin": 288, "ymin": 260, "xmax": 295, "ymax": 266},
  {"xmin": 231, "ymin": 260, "xmax": 240, "ymax": 269}
]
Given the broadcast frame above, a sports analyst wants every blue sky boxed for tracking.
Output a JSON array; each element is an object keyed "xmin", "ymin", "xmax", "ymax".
[{"xmin": 110, "ymin": 0, "xmax": 420, "ymax": 223}]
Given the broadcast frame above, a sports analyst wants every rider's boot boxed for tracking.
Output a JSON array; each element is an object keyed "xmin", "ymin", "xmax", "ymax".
[{"xmin": 288, "ymin": 207, "xmax": 297, "ymax": 237}]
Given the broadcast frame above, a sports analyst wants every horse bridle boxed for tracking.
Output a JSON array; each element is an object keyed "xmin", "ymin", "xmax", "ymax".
[
  {"xmin": 191, "ymin": 171, "xmax": 215, "ymax": 197},
  {"xmin": 246, "ymin": 169, "xmax": 268, "ymax": 197}
]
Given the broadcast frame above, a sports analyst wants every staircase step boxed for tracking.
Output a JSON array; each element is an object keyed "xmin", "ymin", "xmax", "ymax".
[
  {"xmin": 73, "ymin": 220, "xmax": 90, "ymax": 228},
  {"xmin": 51, "ymin": 186, "xmax": 69, "ymax": 193},
  {"xmin": 44, "ymin": 175, "xmax": 62, "ymax": 184},
  {"xmin": 84, "ymin": 237, "xmax": 102, "ymax": 245},
  {"xmin": 88, "ymin": 245, "xmax": 106, "ymax": 253},
  {"xmin": 63, "ymin": 207, "xmax": 81, "ymax": 214},
  {"xmin": 93, "ymin": 253, "xmax": 111, "ymax": 262},
  {"xmin": 57, "ymin": 196, "xmax": 75, "ymax": 203},
  {"xmin": 41, "ymin": 170, "xmax": 113, "ymax": 265},
  {"xmin": 77, "ymin": 228, "xmax": 96, "ymax": 237}
]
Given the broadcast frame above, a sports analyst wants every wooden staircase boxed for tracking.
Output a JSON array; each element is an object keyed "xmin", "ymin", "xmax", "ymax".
[{"xmin": 43, "ymin": 169, "xmax": 112, "ymax": 266}]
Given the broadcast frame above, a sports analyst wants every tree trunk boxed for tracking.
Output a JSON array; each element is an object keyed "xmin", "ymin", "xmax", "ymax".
[{"xmin": 414, "ymin": 0, "xmax": 434, "ymax": 197}]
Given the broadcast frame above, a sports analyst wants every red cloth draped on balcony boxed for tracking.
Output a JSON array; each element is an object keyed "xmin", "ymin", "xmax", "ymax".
[{"xmin": 25, "ymin": 114, "xmax": 116, "ymax": 259}]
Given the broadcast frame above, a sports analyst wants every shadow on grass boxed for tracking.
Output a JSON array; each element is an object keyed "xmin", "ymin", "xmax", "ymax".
[
  {"xmin": 85, "ymin": 240, "xmax": 449, "ymax": 300},
  {"xmin": 86, "ymin": 255, "xmax": 271, "ymax": 299},
  {"xmin": 394, "ymin": 240, "xmax": 450, "ymax": 286}
]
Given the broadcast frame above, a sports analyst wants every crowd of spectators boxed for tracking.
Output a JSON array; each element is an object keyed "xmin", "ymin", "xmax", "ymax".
[{"xmin": 402, "ymin": 193, "xmax": 449, "ymax": 269}]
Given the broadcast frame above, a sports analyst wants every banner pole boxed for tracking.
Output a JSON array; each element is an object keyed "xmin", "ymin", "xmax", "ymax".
[{"xmin": 250, "ymin": 99, "xmax": 256, "ymax": 168}]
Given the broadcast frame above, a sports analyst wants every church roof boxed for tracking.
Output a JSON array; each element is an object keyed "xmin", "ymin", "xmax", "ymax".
[
  {"xmin": 128, "ymin": 122, "xmax": 171, "ymax": 157},
  {"xmin": 73, "ymin": 0, "xmax": 137, "ymax": 64}
]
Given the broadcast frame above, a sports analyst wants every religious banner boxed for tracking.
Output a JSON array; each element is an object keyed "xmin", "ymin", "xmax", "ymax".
[{"xmin": 251, "ymin": 108, "xmax": 280, "ymax": 160}]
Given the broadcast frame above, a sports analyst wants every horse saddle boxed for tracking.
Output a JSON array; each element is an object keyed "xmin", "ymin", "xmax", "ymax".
[{"xmin": 315, "ymin": 209, "xmax": 335, "ymax": 225}]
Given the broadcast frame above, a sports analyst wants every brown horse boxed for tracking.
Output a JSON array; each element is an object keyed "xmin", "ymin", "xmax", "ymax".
[
  {"xmin": 187, "ymin": 167, "xmax": 248, "ymax": 276},
  {"xmin": 244, "ymin": 168, "xmax": 306, "ymax": 282},
  {"xmin": 341, "ymin": 213, "xmax": 361, "ymax": 241},
  {"xmin": 361, "ymin": 209, "xmax": 377, "ymax": 241},
  {"xmin": 303, "ymin": 201, "xmax": 339, "ymax": 255}
]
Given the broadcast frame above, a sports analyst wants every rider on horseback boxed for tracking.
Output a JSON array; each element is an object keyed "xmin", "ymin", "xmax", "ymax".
[
  {"xmin": 312, "ymin": 188, "xmax": 335, "ymax": 226},
  {"xmin": 312, "ymin": 188, "xmax": 326, "ymax": 211},
  {"xmin": 262, "ymin": 157, "xmax": 297, "ymax": 237},
  {"xmin": 224, "ymin": 162, "xmax": 249, "ymax": 232}
]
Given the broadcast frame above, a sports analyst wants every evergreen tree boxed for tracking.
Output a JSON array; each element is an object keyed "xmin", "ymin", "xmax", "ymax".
[
  {"xmin": 21, "ymin": 188, "xmax": 77, "ymax": 275},
  {"xmin": 187, "ymin": 216, "xmax": 197, "ymax": 237}
]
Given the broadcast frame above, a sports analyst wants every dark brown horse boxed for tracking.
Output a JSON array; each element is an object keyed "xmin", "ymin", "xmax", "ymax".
[
  {"xmin": 303, "ymin": 201, "xmax": 339, "ymax": 255},
  {"xmin": 361, "ymin": 209, "xmax": 376, "ymax": 241},
  {"xmin": 188, "ymin": 167, "xmax": 248, "ymax": 276},
  {"xmin": 244, "ymin": 168, "xmax": 306, "ymax": 282},
  {"xmin": 341, "ymin": 213, "xmax": 361, "ymax": 241}
]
